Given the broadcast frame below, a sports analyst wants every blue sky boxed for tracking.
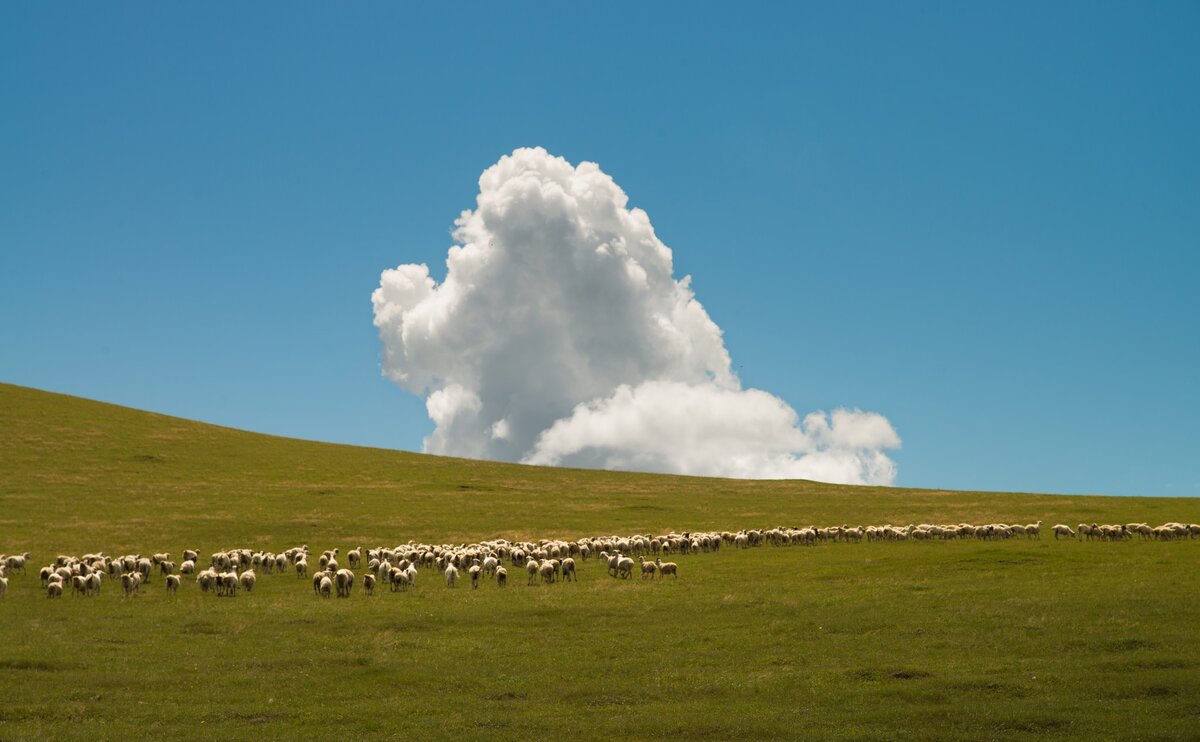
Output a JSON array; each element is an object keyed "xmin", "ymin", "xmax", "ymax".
[{"xmin": 2, "ymin": 3, "xmax": 1197, "ymax": 496}]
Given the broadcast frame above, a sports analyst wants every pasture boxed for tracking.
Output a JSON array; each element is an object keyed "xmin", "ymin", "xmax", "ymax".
[{"xmin": 1, "ymin": 383, "xmax": 1198, "ymax": 740}]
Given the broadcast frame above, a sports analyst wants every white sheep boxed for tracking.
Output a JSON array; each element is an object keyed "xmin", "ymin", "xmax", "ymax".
[
  {"xmin": 444, "ymin": 563, "xmax": 459, "ymax": 587},
  {"xmin": 561, "ymin": 558, "xmax": 576, "ymax": 582},
  {"xmin": 496, "ymin": 566, "xmax": 507, "ymax": 588},
  {"xmin": 166, "ymin": 575, "xmax": 180, "ymax": 595},
  {"xmin": 295, "ymin": 559, "xmax": 308, "ymax": 578},
  {"xmin": 526, "ymin": 560, "xmax": 539, "ymax": 586},
  {"xmin": 48, "ymin": 582, "xmax": 63, "ymax": 598},
  {"xmin": 319, "ymin": 575, "xmax": 333, "ymax": 597},
  {"xmin": 639, "ymin": 557, "xmax": 657, "ymax": 579},
  {"xmin": 363, "ymin": 574, "xmax": 376, "ymax": 595},
  {"xmin": 335, "ymin": 569, "xmax": 355, "ymax": 598},
  {"xmin": 469, "ymin": 564, "xmax": 482, "ymax": 589},
  {"xmin": 240, "ymin": 570, "xmax": 257, "ymax": 593},
  {"xmin": 1052, "ymin": 524, "xmax": 1075, "ymax": 540},
  {"xmin": 655, "ymin": 558, "xmax": 678, "ymax": 579}
]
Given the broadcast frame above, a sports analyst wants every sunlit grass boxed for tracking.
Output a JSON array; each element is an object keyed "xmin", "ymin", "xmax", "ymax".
[{"xmin": 1, "ymin": 383, "xmax": 1197, "ymax": 739}]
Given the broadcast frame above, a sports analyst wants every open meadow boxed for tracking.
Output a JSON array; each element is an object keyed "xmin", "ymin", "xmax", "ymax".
[{"xmin": 2, "ymin": 383, "xmax": 1198, "ymax": 740}]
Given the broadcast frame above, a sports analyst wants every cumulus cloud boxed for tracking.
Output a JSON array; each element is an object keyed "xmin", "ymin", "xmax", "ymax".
[{"xmin": 372, "ymin": 147, "xmax": 900, "ymax": 484}]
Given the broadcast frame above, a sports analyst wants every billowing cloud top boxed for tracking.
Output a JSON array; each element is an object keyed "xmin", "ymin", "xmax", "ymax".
[{"xmin": 372, "ymin": 147, "xmax": 900, "ymax": 484}]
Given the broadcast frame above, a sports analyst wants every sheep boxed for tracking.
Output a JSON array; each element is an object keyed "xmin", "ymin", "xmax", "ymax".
[
  {"xmin": 539, "ymin": 561, "xmax": 557, "ymax": 584},
  {"xmin": 180, "ymin": 560, "xmax": 196, "ymax": 575},
  {"xmin": 240, "ymin": 569, "xmax": 257, "ymax": 593},
  {"xmin": 39, "ymin": 566, "xmax": 53, "ymax": 587},
  {"xmin": 295, "ymin": 559, "xmax": 308, "ymax": 578},
  {"xmin": 389, "ymin": 569, "xmax": 410, "ymax": 592},
  {"xmin": 335, "ymin": 569, "xmax": 355, "ymax": 598},
  {"xmin": 363, "ymin": 574, "xmax": 376, "ymax": 596},
  {"xmin": 655, "ymin": 558, "xmax": 678, "ymax": 579},
  {"xmin": 86, "ymin": 572, "xmax": 102, "ymax": 596},
  {"xmin": 5, "ymin": 554, "xmax": 27, "ymax": 575},
  {"xmin": 72, "ymin": 574, "xmax": 87, "ymax": 596},
  {"xmin": 348, "ymin": 547, "xmax": 362, "ymax": 569},
  {"xmin": 198, "ymin": 570, "xmax": 216, "ymax": 593},
  {"xmin": 219, "ymin": 572, "xmax": 238, "ymax": 597},
  {"xmin": 48, "ymin": 582, "xmax": 63, "ymax": 598},
  {"xmin": 639, "ymin": 557, "xmax": 657, "ymax": 579},
  {"xmin": 318, "ymin": 575, "xmax": 333, "ymax": 598},
  {"xmin": 0, "ymin": 575, "xmax": 7, "ymax": 598},
  {"xmin": 1025, "ymin": 521, "xmax": 1043, "ymax": 539},
  {"xmin": 166, "ymin": 575, "xmax": 180, "ymax": 595},
  {"xmin": 615, "ymin": 555, "xmax": 634, "ymax": 579},
  {"xmin": 496, "ymin": 566, "xmax": 508, "ymax": 588},
  {"xmin": 1052, "ymin": 524, "xmax": 1075, "ymax": 540},
  {"xmin": 444, "ymin": 563, "xmax": 458, "ymax": 587},
  {"xmin": 121, "ymin": 573, "xmax": 137, "ymax": 598},
  {"xmin": 469, "ymin": 564, "xmax": 482, "ymax": 589},
  {"xmin": 526, "ymin": 560, "xmax": 539, "ymax": 586},
  {"xmin": 561, "ymin": 558, "xmax": 576, "ymax": 582}
]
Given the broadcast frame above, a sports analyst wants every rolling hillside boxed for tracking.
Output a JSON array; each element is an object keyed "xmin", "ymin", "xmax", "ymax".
[{"xmin": 1, "ymin": 382, "xmax": 1198, "ymax": 740}]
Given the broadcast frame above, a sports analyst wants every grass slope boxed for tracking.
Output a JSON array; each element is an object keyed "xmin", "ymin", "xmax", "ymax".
[{"xmin": 1, "ymin": 382, "xmax": 1198, "ymax": 740}]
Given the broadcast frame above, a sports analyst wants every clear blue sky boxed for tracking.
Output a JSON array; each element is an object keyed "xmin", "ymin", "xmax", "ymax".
[{"xmin": 2, "ymin": 3, "xmax": 1197, "ymax": 496}]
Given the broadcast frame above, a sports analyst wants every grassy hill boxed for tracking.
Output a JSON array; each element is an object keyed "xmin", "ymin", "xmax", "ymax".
[{"xmin": 1, "ymin": 382, "xmax": 1198, "ymax": 739}]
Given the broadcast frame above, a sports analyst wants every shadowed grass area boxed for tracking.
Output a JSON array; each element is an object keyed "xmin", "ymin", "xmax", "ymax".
[{"xmin": 1, "ymin": 382, "xmax": 1198, "ymax": 740}]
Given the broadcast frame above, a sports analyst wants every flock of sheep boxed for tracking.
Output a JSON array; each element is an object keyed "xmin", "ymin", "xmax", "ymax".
[{"xmin": 1, "ymin": 519, "xmax": 1196, "ymax": 601}]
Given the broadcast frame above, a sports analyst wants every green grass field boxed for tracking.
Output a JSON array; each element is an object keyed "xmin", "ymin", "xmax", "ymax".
[{"xmin": 1, "ymin": 382, "xmax": 1198, "ymax": 740}]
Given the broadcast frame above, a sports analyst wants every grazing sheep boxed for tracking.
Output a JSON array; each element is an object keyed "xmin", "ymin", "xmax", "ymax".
[
  {"xmin": 539, "ymin": 561, "xmax": 556, "ymax": 584},
  {"xmin": 240, "ymin": 569, "xmax": 257, "ymax": 593},
  {"xmin": 444, "ymin": 563, "xmax": 459, "ymax": 588},
  {"xmin": 48, "ymin": 582, "xmax": 63, "ymax": 598},
  {"xmin": 561, "ymin": 558, "xmax": 576, "ymax": 582},
  {"xmin": 86, "ymin": 573, "xmax": 102, "ymax": 596},
  {"xmin": 180, "ymin": 560, "xmax": 196, "ymax": 575},
  {"xmin": 39, "ymin": 566, "xmax": 53, "ymax": 587},
  {"xmin": 654, "ymin": 558, "xmax": 678, "ymax": 579},
  {"xmin": 615, "ymin": 555, "xmax": 634, "ymax": 579},
  {"xmin": 469, "ymin": 564, "xmax": 482, "ymax": 589},
  {"xmin": 526, "ymin": 560, "xmax": 539, "ymax": 586},
  {"xmin": 166, "ymin": 575, "xmax": 180, "ymax": 595},
  {"xmin": 363, "ymin": 574, "xmax": 376, "ymax": 596},
  {"xmin": 295, "ymin": 559, "xmax": 308, "ymax": 578},
  {"xmin": 389, "ymin": 569, "xmax": 410, "ymax": 592},
  {"xmin": 1052, "ymin": 524, "xmax": 1075, "ymax": 540},
  {"xmin": 496, "ymin": 566, "xmax": 507, "ymax": 588},
  {"xmin": 319, "ymin": 576, "xmax": 333, "ymax": 598}
]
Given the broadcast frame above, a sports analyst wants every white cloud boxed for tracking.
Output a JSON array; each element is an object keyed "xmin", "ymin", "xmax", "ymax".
[{"xmin": 372, "ymin": 147, "xmax": 900, "ymax": 485}]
